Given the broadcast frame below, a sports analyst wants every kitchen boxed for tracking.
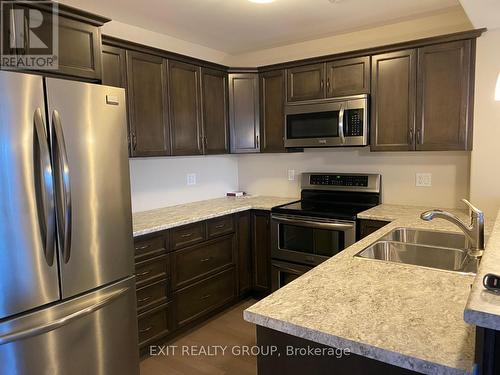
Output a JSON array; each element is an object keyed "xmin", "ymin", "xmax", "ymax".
[{"xmin": 0, "ymin": 0, "xmax": 500, "ymax": 374}]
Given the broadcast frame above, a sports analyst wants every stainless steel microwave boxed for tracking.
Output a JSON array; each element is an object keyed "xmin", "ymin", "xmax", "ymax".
[{"xmin": 284, "ymin": 94, "xmax": 369, "ymax": 148}]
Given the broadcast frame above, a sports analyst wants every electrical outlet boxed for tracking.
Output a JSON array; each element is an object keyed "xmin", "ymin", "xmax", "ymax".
[
  {"xmin": 416, "ymin": 173, "xmax": 432, "ymax": 187},
  {"xmin": 186, "ymin": 173, "xmax": 197, "ymax": 186},
  {"xmin": 287, "ymin": 169, "xmax": 295, "ymax": 181}
]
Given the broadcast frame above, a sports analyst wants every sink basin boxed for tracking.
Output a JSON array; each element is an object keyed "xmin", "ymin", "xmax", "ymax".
[
  {"xmin": 377, "ymin": 228, "xmax": 468, "ymax": 249},
  {"xmin": 355, "ymin": 228, "xmax": 479, "ymax": 274}
]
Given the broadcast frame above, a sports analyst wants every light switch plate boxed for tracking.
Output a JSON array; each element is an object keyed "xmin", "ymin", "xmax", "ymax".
[
  {"xmin": 187, "ymin": 173, "xmax": 197, "ymax": 186},
  {"xmin": 416, "ymin": 173, "xmax": 432, "ymax": 187},
  {"xmin": 287, "ymin": 169, "xmax": 295, "ymax": 181}
]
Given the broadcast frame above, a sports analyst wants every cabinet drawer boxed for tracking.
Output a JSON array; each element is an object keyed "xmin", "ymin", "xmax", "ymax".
[
  {"xmin": 207, "ymin": 215, "xmax": 234, "ymax": 239},
  {"xmin": 138, "ymin": 303, "xmax": 173, "ymax": 348},
  {"xmin": 171, "ymin": 222, "xmax": 206, "ymax": 250},
  {"xmin": 136, "ymin": 279, "xmax": 169, "ymax": 313},
  {"xmin": 134, "ymin": 233, "xmax": 167, "ymax": 261},
  {"xmin": 135, "ymin": 254, "xmax": 169, "ymax": 287},
  {"xmin": 172, "ymin": 235, "xmax": 235, "ymax": 290},
  {"xmin": 174, "ymin": 268, "xmax": 236, "ymax": 327}
]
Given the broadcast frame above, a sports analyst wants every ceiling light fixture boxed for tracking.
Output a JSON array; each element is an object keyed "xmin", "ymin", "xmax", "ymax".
[
  {"xmin": 495, "ymin": 72, "xmax": 500, "ymax": 101},
  {"xmin": 248, "ymin": 0, "xmax": 275, "ymax": 4}
]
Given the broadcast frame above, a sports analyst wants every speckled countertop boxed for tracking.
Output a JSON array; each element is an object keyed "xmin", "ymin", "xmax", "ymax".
[
  {"xmin": 132, "ymin": 196, "xmax": 297, "ymax": 237},
  {"xmin": 244, "ymin": 204, "xmax": 496, "ymax": 375},
  {"xmin": 465, "ymin": 209, "xmax": 500, "ymax": 330}
]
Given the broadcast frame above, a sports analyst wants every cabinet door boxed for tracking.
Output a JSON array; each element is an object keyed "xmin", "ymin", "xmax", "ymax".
[
  {"xmin": 252, "ymin": 211, "xmax": 271, "ymax": 293},
  {"xmin": 102, "ymin": 45, "xmax": 126, "ymax": 88},
  {"xmin": 201, "ymin": 68, "xmax": 229, "ymax": 154},
  {"xmin": 229, "ymin": 73, "xmax": 260, "ymax": 153},
  {"xmin": 237, "ymin": 212, "xmax": 252, "ymax": 295},
  {"xmin": 326, "ymin": 56, "xmax": 370, "ymax": 97},
  {"xmin": 169, "ymin": 61, "xmax": 203, "ymax": 155},
  {"xmin": 260, "ymin": 70, "xmax": 286, "ymax": 153},
  {"xmin": 287, "ymin": 63, "xmax": 325, "ymax": 102},
  {"xmin": 371, "ymin": 50, "xmax": 417, "ymax": 151},
  {"xmin": 7, "ymin": 6, "xmax": 102, "ymax": 80},
  {"xmin": 416, "ymin": 40, "xmax": 472, "ymax": 151},
  {"xmin": 126, "ymin": 51, "xmax": 170, "ymax": 157}
]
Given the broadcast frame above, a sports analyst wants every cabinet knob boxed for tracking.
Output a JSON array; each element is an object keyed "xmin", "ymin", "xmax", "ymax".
[
  {"xmin": 416, "ymin": 129, "xmax": 421, "ymax": 145},
  {"xmin": 408, "ymin": 128, "xmax": 414, "ymax": 144}
]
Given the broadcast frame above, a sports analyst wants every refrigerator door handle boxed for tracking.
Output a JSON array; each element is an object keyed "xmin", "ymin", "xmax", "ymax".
[
  {"xmin": 33, "ymin": 108, "xmax": 56, "ymax": 266},
  {"xmin": 52, "ymin": 110, "xmax": 72, "ymax": 263},
  {"xmin": 0, "ymin": 286, "xmax": 129, "ymax": 345}
]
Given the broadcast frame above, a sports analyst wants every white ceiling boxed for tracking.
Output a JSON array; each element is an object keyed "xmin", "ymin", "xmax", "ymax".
[{"xmin": 60, "ymin": 0, "xmax": 462, "ymax": 54}]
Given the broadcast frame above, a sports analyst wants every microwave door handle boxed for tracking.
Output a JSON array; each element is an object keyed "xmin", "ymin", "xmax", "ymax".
[
  {"xmin": 339, "ymin": 104, "xmax": 346, "ymax": 144},
  {"xmin": 274, "ymin": 217, "xmax": 355, "ymax": 231}
]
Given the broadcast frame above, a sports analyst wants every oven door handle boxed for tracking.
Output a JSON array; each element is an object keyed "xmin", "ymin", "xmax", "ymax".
[{"xmin": 273, "ymin": 216, "xmax": 355, "ymax": 231}]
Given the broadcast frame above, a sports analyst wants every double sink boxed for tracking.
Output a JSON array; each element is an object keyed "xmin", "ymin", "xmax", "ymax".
[{"xmin": 355, "ymin": 228, "xmax": 480, "ymax": 274}]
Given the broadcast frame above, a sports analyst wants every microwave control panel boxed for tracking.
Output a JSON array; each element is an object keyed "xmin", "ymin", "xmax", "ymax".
[{"xmin": 345, "ymin": 109, "xmax": 363, "ymax": 136}]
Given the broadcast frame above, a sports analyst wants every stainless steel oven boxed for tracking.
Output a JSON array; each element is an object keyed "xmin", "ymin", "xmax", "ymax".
[
  {"xmin": 284, "ymin": 94, "xmax": 368, "ymax": 148},
  {"xmin": 271, "ymin": 214, "xmax": 356, "ymax": 266}
]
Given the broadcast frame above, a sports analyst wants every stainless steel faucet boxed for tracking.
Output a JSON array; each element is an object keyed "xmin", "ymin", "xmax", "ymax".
[{"xmin": 420, "ymin": 199, "xmax": 485, "ymax": 259}]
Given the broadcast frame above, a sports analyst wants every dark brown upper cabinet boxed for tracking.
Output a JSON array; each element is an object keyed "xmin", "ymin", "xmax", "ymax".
[
  {"xmin": 371, "ymin": 40, "xmax": 474, "ymax": 152},
  {"xmin": 371, "ymin": 50, "xmax": 417, "ymax": 151},
  {"xmin": 169, "ymin": 61, "xmax": 203, "ymax": 156},
  {"xmin": 126, "ymin": 51, "xmax": 170, "ymax": 157},
  {"xmin": 1, "ymin": 3, "xmax": 108, "ymax": 81},
  {"xmin": 260, "ymin": 70, "xmax": 286, "ymax": 153},
  {"xmin": 416, "ymin": 40, "xmax": 473, "ymax": 151},
  {"xmin": 287, "ymin": 63, "xmax": 325, "ymax": 102},
  {"xmin": 326, "ymin": 56, "xmax": 370, "ymax": 97},
  {"xmin": 101, "ymin": 45, "xmax": 126, "ymax": 88},
  {"xmin": 229, "ymin": 73, "xmax": 260, "ymax": 154},
  {"xmin": 200, "ymin": 68, "xmax": 229, "ymax": 154}
]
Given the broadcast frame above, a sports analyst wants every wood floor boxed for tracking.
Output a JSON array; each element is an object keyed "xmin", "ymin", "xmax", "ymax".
[{"xmin": 140, "ymin": 299, "xmax": 258, "ymax": 375}]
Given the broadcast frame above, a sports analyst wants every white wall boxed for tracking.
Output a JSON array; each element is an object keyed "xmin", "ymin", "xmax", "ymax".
[
  {"xmin": 102, "ymin": 21, "xmax": 229, "ymax": 64},
  {"xmin": 469, "ymin": 29, "xmax": 500, "ymax": 217},
  {"xmin": 129, "ymin": 156, "xmax": 238, "ymax": 212},
  {"xmin": 238, "ymin": 149, "xmax": 470, "ymax": 209},
  {"xmin": 226, "ymin": 6, "xmax": 472, "ymax": 66}
]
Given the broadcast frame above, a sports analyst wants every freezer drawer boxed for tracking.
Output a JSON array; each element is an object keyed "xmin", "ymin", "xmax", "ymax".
[{"xmin": 0, "ymin": 276, "xmax": 139, "ymax": 375}]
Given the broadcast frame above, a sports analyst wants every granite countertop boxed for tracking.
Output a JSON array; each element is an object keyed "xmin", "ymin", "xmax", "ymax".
[
  {"xmin": 244, "ymin": 204, "xmax": 496, "ymax": 375},
  {"xmin": 465, "ymin": 209, "xmax": 500, "ymax": 330},
  {"xmin": 132, "ymin": 195, "xmax": 298, "ymax": 237}
]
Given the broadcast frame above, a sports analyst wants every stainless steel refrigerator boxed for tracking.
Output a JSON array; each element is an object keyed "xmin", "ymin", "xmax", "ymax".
[{"xmin": 0, "ymin": 71, "xmax": 139, "ymax": 375}]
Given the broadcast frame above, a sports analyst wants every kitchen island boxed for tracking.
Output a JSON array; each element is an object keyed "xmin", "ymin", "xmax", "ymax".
[{"xmin": 244, "ymin": 204, "xmax": 496, "ymax": 375}]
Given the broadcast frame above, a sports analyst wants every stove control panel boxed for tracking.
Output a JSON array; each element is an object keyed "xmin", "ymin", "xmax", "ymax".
[{"xmin": 309, "ymin": 174, "xmax": 369, "ymax": 187}]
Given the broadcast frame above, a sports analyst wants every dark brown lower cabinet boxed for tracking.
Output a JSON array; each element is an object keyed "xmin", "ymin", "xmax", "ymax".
[
  {"xmin": 171, "ymin": 235, "xmax": 235, "ymax": 290},
  {"xmin": 252, "ymin": 210, "xmax": 272, "ymax": 294},
  {"xmin": 237, "ymin": 211, "xmax": 252, "ymax": 295},
  {"xmin": 138, "ymin": 303, "xmax": 174, "ymax": 350},
  {"xmin": 256, "ymin": 326, "xmax": 419, "ymax": 375},
  {"xmin": 358, "ymin": 219, "xmax": 390, "ymax": 239},
  {"xmin": 174, "ymin": 268, "xmax": 236, "ymax": 327}
]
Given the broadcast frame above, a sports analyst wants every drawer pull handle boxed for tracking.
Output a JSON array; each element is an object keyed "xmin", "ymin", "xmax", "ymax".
[
  {"xmin": 215, "ymin": 224, "xmax": 225, "ymax": 229},
  {"xmin": 180, "ymin": 233, "xmax": 193, "ymax": 238},
  {"xmin": 138, "ymin": 296, "xmax": 152, "ymax": 303},
  {"xmin": 200, "ymin": 257, "xmax": 211, "ymax": 263},
  {"xmin": 139, "ymin": 326, "xmax": 153, "ymax": 334},
  {"xmin": 201, "ymin": 294, "xmax": 211, "ymax": 300},
  {"xmin": 135, "ymin": 244, "xmax": 151, "ymax": 251},
  {"xmin": 136, "ymin": 270, "xmax": 151, "ymax": 278}
]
